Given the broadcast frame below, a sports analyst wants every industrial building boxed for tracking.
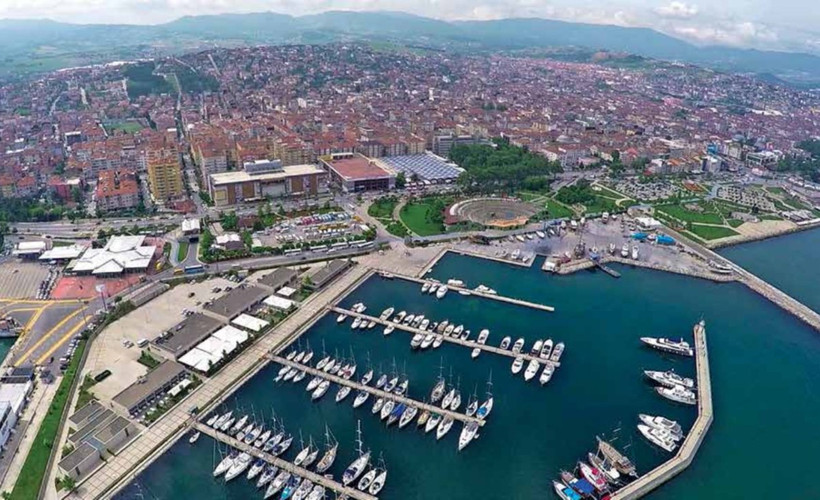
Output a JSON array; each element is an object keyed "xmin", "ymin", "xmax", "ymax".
[{"xmin": 207, "ymin": 159, "xmax": 328, "ymax": 207}]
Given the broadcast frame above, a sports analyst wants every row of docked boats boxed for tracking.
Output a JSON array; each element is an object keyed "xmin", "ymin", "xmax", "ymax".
[
  {"xmin": 552, "ymin": 438, "xmax": 638, "ymax": 499},
  {"xmin": 644, "ymin": 368, "xmax": 697, "ymax": 405},
  {"xmin": 637, "ymin": 414, "xmax": 685, "ymax": 453},
  {"xmin": 507, "ymin": 336, "xmax": 564, "ymax": 384},
  {"xmin": 419, "ymin": 280, "xmax": 450, "ymax": 299},
  {"xmin": 420, "ymin": 278, "xmax": 499, "ymax": 297}
]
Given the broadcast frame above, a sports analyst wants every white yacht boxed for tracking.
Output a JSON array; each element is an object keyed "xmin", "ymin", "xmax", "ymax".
[
  {"xmin": 380, "ymin": 400, "xmax": 395, "ymax": 421},
  {"xmin": 311, "ymin": 380, "xmax": 331, "ymax": 401},
  {"xmin": 531, "ymin": 339, "xmax": 543, "ymax": 356},
  {"xmin": 447, "ymin": 278, "xmax": 465, "ymax": 287},
  {"xmin": 336, "ymin": 385, "xmax": 352, "ymax": 403},
  {"xmin": 428, "ymin": 283, "xmax": 439, "ymax": 295},
  {"xmin": 410, "ymin": 333, "xmax": 424, "ymax": 349},
  {"xmin": 421, "ymin": 334, "xmax": 435, "ymax": 349},
  {"xmin": 421, "ymin": 282, "xmax": 431, "ymax": 293},
  {"xmin": 342, "ymin": 430, "xmax": 371, "ymax": 486},
  {"xmin": 369, "ymin": 469, "xmax": 387, "ymax": 495},
  {"xmin": 425, "ymin": 413, "xmax": 442, "ymax": 433},
  {"xmin": 500, "ymin": 336, "xmax": 512, "ymax": 349},
  {"xmin": 524, "ymin": 359, "xmax": 540, "ymax": 381},
  {"xmin": 399, "ymin": 406, "xmax": 418, "ymax": 428},
  {"xmin": 436, "ymin": 285, "xmax": 449, "ymax": 299},
  {"xmin": 441, "ymin": 387, "xmax": 455, "ymax": 409},
  {"xmin": 358, "ymin": 469, "xmax": 377, "ymax": 491},
  {"xmin": 656, "ymin": 385, "xmax": 697, "ymax": 405},
  {"xmin": 224, "ymin": 452, "xmax": 252, "ymax": 481},
  {"xmin": 644, "ymin": 369, "xmax": 695, "ymax": 389},
  {"xmin": 512, "ymin": 338, "xmax": 525, "ymax": 354},
  {"xmin": 379, "ymin": 307, "xmax": 395, "ymax": 320},
  {"xmin": 477, "ymin": 329, "xmax": 490, "ymax": 345},
  {"xmin": 511, "ymin": 356, "xmax": 524, "ymax": 374},
  {"xmin": 213, "ymin": 452, "xmax": 235, "ymax": 477},
  {"xmin": 315, "ymin": 355, "xmax": 330, "ymax": 371},
  {"xmin": 383, "ymin": 324, "xmax": 395, "ymax": 335},
  {"xmin": 539, "ymin": 339, "xmax": 554, "ymax": 359},
  {"xmin": 550, "ymin": 342, "xmax": 565, "ymax": 362},
  {"xmin": 458, "ymin": 421, "xmax": 479, "ymax": 451},
  {"xmin": 265, "ymin": 471, "xmax": 290, "ymax": 499},
  {"xmin": 436, "ymin": 416, "xmax": 454, "ymax": 440},
  {"xmin": 640, "ymin": 337, "xmax": 694, "ymax": 357},
  {"xmin": 336, "ymin": 313, "xmax": 347, "ymax": 323},
  {"xmin": 539, "ymin": 363, "xmax": 554, "ymax": 385},
  {"xmin": 351, "ymin": 317, "xmax": 362, "ymax": 329},
  {"xmin": 638, "ymin": 424, "xmax": 677, "ymax": 452},
  {"xmin": 639, "ymin": 414, "xmax": 683, "ymax": 439},
  {"xmin": 393, "ymin": 311, "xmax": 406, "ymax": 323}
]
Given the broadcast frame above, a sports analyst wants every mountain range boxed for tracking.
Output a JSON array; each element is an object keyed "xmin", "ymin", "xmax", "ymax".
[{"xmin": 1, "ymin": 11, "xmax": 819, "ymax": 84}]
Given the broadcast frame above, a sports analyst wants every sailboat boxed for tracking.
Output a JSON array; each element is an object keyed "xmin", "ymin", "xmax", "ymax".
[
  {"xmin": 369, "ymin": 456, "xmax": 388, "ymax": 495},
  {"xmin": 315, "ymin": 426, "xmax": 339, "ymax": 473},
  {"xmin": 465, "ymin": 387, "xmax": 479, "ymax": 417},
  {"xmin": 477, "ymin": 373, "xmax": 494, "ymax": 420},
  {"xmin": 430, "ymin": 361, "xmax": 446, "ymax": 403},
  {"xmin": 343, "ymin": 421, "xmax": 371, "ymax": 486},
  {"xmin": 357, "ymin": 468, "xmax": 378, "ymax": 491},
  {"xmin": 264, "ymin": 471, "xmax": 291, "ymax": 499}
]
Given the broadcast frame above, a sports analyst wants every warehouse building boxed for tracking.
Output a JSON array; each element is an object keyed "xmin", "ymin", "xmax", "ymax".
[
  {"xmin": 111, "ymin": 360, "xmax": 188, "ymax": 417},
  {"xmin": 150, "ymin": 313, "xmax": 223, "ymax": 360}
]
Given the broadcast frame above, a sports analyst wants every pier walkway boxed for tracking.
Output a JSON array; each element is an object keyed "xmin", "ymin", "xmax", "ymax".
[
  {"xmin": 386, "ymin": 271, "xmax": 555, "ymax": 312},
  {"xmin": 611, "ymin": 321, "xmax": 713, "ymax": 499},
  {"xmin": 194, "ymin": 423, "xmax": 376, "ymax": 500},
  {"xmin": 268, "ymin": 355, "xmax": 484, "ymax": 426},
  {"xmin": 330, "ymin": 307, "xmax": 561, "ymax": 369}
]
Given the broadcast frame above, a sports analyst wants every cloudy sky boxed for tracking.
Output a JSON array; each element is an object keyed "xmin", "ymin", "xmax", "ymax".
[{"xmin": 1, "ymin": 0, "xmax": 818, "ymax": 53}]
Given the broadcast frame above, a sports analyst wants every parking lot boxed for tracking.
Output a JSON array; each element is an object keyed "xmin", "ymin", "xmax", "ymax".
[
  {"xmin": 0, "ymin": 261, "xmax": 53, "ymax": 299},
  {"xmin": 82, "ymin": 277, "xmax": 235, "ymax": 402},
  {"xmin": 255, "ymin": 211, "xmax": 367, "ymax": 249}
]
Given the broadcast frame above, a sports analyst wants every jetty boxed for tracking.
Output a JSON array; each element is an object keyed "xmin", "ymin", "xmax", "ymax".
[
  {"xmin": 268, "ymin": 354, "xmax": 484, "ymax": 426},
  {"xmin": 194, "ymin": 422, "xmax": 376, "ymax": 500},
  {"xmin": 610, "ymin": 320, "xmax": 713, "ymax": 499},
  {"xmin": 329, "ymin": 306, "xmax": 561, "ymax": 368},
  {"xmin": 386, "ymin": 271, "xmax": 555, "ymax": 312}
]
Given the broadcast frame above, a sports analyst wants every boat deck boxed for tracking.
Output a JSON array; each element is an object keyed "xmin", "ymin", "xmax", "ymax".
[
  {"xmin": 195, "ymin": 422, "xmax": 376, "ymax": 500},
  {"xmin": 330, "ymin": 306, "xmax": 562, "ymax": 369},
  {"xmin": 268, "ymin": 354, "xmax": 485, "ymax": 426}
]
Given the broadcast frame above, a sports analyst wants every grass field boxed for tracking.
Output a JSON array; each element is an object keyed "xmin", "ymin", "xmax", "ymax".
[
  {"xmin": 107, "ymin": 122, "xmax": 144, "ymax": 134},
  {"xmin": 367, "ymin": 197, "xmax": 398, "ymax": 220},
  {"xmin": 583, "ymin": 195, "xmax": 619, "ymax": 215},
  {"xmin": 400, "ymin": 202, "xmax": 445, "ymax": 236},
  {"xmin": 176, "ymin": 241, "xmax": 190, "ymax": 262},
  {"xmin": 657, "ymin": 203, "xmax": 724, "ymax": 225},
  {"xmin": 544, "ymin": 198, "xmax": 574, "ymax": 219},
  {"xmin": 11, "ymin": 339, "xmax": 87, "ymax": 499},
  {"xmin": 688, "ymin": 224, "xmax": 739, "ymax": 240}
]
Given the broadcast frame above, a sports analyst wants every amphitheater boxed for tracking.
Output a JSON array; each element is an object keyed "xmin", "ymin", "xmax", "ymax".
[{"xmin": 448, "ymin": 197, "xmax": 539, "ymax": 228}]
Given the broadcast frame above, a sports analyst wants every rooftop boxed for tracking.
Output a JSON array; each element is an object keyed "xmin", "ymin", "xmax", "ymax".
[
  {"xmin": 71, "ymin": 235, "xmax": 155, "ymax": 275},
  {"xmin": 152, "ymin": 313, "xmax": 223, "ymax": 357},
  {"xmin": 379, "ymin": 153, "xmax": 463, "ymax": 181},
  {"xmin": 326, "ymin": 156, "xmax": 392, "ymax": 181},
  {"xmin": 203, "ymin": 285, "xmax": 268, "ymax": 320},
  {"xmin": 112, "ymin": 360, "xmax": 186, "ymax": 412},
  {"xmin": 209, "ymin": 163, "xmax": 325, "ymax": 186}
]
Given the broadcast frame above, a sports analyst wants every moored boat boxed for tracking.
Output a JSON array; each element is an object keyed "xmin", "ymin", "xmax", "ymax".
[
  {"xmin": 644, "ymin": 369, "xmax": 695, "ymax": 389},
  {"xmin": 511, "ymin": 356, "xmax": 524, "ymax": 374},
  {"xmin": 656, "ymin": 385, "xmax": 697, "ymax": 405},
  {"xmin": 640, "ymin": 337, "xmax": 693, "ymax": 357},
  {"xmin": 524, "ymin": 359, "xmax": 540, "ymax": 381}
]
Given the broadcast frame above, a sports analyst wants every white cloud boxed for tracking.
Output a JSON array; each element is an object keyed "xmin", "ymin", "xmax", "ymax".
[
  {"xmin": 654, "ymin": 1, "xmax": 699, "ymax": 19},
  {"xmin": 672, "ymin": 21, "xmax": 779, "ymax": 47}
]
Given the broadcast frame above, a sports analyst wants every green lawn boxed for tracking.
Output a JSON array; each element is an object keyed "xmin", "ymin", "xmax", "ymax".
[
  {"xmin": 12, "ymin": 340, "xmax": 86, "ymax": 499},
  {"xmin": 544, "ymin": 198, "xmax": 574, "ymax": 219},
  {"xmin": 107, "ymin": 122, "xmax": 143, "ymax": 134},
  {"xmin": 176, "ymin": 241, "xmax": 190, "ymax": 262},
  {"xmin": 385, "ymin": 221, "xmax": 409, "ymax": 237},
  {"xmin": 400, "ymin": 202, "xmax": 445, "ymax": 236},
  {"xmin": 688, "ymin": 224, "xmax": 740, "ymax": 240},
  {"xmin": 583, "ymin": 195, "xmax": 619, "ymax": 215},
  {"xmin": 657, "ymin": 203, "xmax": 724, "ymax": 225},
  {"xmin": 727, "ymin": 219, "xmax": 745, "ymax": 228},
  {"xmin": 367, "ymin": 197, "xmax": 399, "ymax": 220}
]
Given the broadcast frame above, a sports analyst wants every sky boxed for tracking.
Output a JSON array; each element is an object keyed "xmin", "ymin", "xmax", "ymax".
[{"xmin": 1, "ymin": 0, "xmax": 818, "ymax": 53}]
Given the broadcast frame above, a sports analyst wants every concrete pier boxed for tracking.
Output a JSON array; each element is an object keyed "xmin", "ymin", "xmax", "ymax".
[
  {"xmin": 194, "ymin": 423, "xmax": 376, "ymax": 500},
  {"xmin": 383, "ymin": 271, "xmax": 555, "ymax": 312},
  {"xmin": 268, "ymin": 355, "xmax": 483, "ymax": 425},
  {"xmin": 330, "ymin": 307, "xmax": 561, "ymax": 369},
  {"xmin": 611, "ymin": 321, "xmax": 713, "ymax": 499}
]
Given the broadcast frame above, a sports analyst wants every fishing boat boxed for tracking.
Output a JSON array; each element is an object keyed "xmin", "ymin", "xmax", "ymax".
[
  {"xmin": 399, "ymin": 406, "xmax": 418, "ymax": 428},
  {"xmin": 311, "ymin": 380, "xmax": 330, "ymax": 401},
  {"xmin": 188, "ymin": 431, "xmax": 200, "ymax": 444},
  {"xmin": 336, "ymin": 385, "xmax": 352, "ymax": 403},
  {"xmin": 578, "ymin": 461, "xmax": 608, "ymax": 492},
  {"xmin": 524, "ymin": 359, "xmax": 540, "ymax": 381},
  {"xmin": 550, "ymin": 342, "xmax": 565, "ymax": 362},
  {"xmin": 640, "ymin": 337, "xmax": 694, "ymax": 357},
  {"xmin": 638, "ymin": 424, "xmax": 677, "ymax": 452},
  {"xmin": 379, "ymin": 307, "xmax": 395, "ymax": 320},
  {"xmin": 500, "ymin": 336, "xmax": 512, "ymax": 349},
  {"xmin": 383, "ymin": 324, "xmax": 395, "ymax": 335},
  {"xmin": 371, "ymin": 397, "xmax": 384, "ymax": 415},
  {"xmin": 620, "ymin": 243, "xmax": 629, "ymax": 257},
  {"xmin": 632, "ymin": 246, "xmax": 639, "ymax": 260},
  {"xmin": 539, "ymin": 363, "xmax": 554, "ymax": 385},
  {"xmin": 257, "ymin": 465, "xmax": 278, "ymax": 488},
  {"xmin": 553, "ymin": 479, "xmax": 582, "ymax": 500},
  {"xmin": 264, "ymin": 471, "xmax": 290, "ymax": 499},
  {"xmin": 644, "ymin": 369, "xmax": 695, "ymax": 389},
  {"xmin": 369, "ymin": 468, "xmax": 387, "ymax": 495},
  {"xmin": 425, "ymin": 413, "xmax": 442, "ymax": 433},
  {"xmin": 213, "ymin": 451, "xmax": 235, "ymax": 477},
  {"xmin": 588, "ymin": 452, "xmax": 620, "ymax": 484},
  {"xmin": 458, "ymin": 421, "xmax": 479, "ymax": 451},
  {"xmin": 597, "ymin": 437, "xmax": 637, "ymax": 477},
  {"xmin": 436, "ymin": 416, "xmax": 454, "ymax": 440},
  {"xmin": 436, "ymin": 285, "xmax": 449, "ymax": 299},
  {"xmin": 639, "ymin": 414, "xmax": 683, "ymax": 439},
  {"xmin": 337, "ymin": 313, "xmax": 347, "ymax": 323},
  {"xmin": 512, "ymin": 337, "xmax": 525, "ymax": 354},
  {"xmin": 656, "ymin": 385, "xmax": 697, "ymax": 405},
  {"xmin": 247, "ymin": 458, "xmax": 266, "ymax": 481},
  {"xmin": 536, "ymin": 230, "xmax": 546, "ymax": 239},
  {"xmin": 540, "ymin": 338, "xmax": 554, "ymax": 359},
  {"xmin": 511, "ymin": 356, "xmax": 524, "ymax": 374},
  {"xmin": 225, "ymin": 452, "xmax": 252, "ymax": 481},
  {"xmin": 342, "ymin": 422, "xmax": 371, "ymax": 486}
]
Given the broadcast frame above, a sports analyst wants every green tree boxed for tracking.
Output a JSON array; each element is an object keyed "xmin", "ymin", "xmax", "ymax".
[{"xmin": 396, "ymin": 172, "xmax": 407, "ymax": 189}]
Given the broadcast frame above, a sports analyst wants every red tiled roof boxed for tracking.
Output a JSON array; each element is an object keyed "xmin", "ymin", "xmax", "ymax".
[{"xmin": 327, "ymin": 157, "xmax": 390, "ymax": 180}]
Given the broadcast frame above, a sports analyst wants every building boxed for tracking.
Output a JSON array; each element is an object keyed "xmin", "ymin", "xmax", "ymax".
[
  {"xmin": 320, "ymin": 154, "xmax": 395, "ymax": 192},
  {"xmin": 39, "ymin": 244, "xmax": 87, "ymax": 262},
  {"xmin": 257, "ymin": 267, "xmax": 299, "ymax": 292},
  {"xmin": 377, "ymin": 153, "xmax": 463, "ymax": 183},
  {"xmin": 208, "ymin": 159, "xmax": 328, "ymax": 207},
  {"xmin": 70, "ymin": 235, "xmax": 155, "ymax": 275},
  {"xmin": 146, "ymin": 147, "xmax": 183, "ymax": 202},
  {"xmin": 746, "ymin": 151, "xmax": 780, "ymax": 169},
  {"xmin": 203, "ymin": 285, "xmax": 269, "ymax": 321},
  {"xmin": 60, "ymin": 402, "xmax": 137, "ymax": 481},
  {"xmin": 432, "ymin": 134, "xmax": 479, "ymax": 157},
  {"xmin": 150, "ymin": 313, "xmax": 223, "ymax": 360},
  {"xmin": 95, "ymin": 169, "xmax": 140, "ymax": 212},
  {"xmin": 12, "ymin": 240, "xmax": 48, "ymax": 259},
  {"xmin": 111, "ymin": 360, "xmax": 187, "ymax": 417},
  {"xmin": 180, "ymin": 218, "xmax": 201, "ymax": 242},
  {"xmin": 178, "ymin": 325, "xmax": 250, "ymax": 373},
  {"xmin": 305, "ymin": 259, "xmax": 353, "ymax": 290},
  {"xmin": 0, "ymin": 381, "xmax": 33, "ymax": 451}
]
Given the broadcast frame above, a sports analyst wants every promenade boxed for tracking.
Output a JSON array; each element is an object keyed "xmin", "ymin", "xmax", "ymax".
[
  {"xmin": 76, "ymin": 264, "xmax": 371, "ymax": 499},
  {"xmin": 611, "ymin": 321, "xmax": 713, "ymax": 499}
]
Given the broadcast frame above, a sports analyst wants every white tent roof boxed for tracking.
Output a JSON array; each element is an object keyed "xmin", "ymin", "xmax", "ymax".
[
  {"xmin": 212, "ymin": 325, "xmax": 248, "ymax": 345},
  {"xmin": 40, "ymin": 244, "xmax": 86, "ymax": 260},
  {"xmin": 264, "ymin": 295, "xmax": 295, "ymax": 310},
  {"xmin": 231, "ymin": 314, "xmax": 269, "ymax": 333},
  {"xmin": 72, "ymin": 235, "xmax": 154, "ymax": 274}
]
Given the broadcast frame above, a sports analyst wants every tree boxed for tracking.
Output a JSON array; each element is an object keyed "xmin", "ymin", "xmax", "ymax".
[
  {"xmin": 395, "ymin": 172, "xmax": 407, "ymax": 189},
  {"xmin": 57, "ymin": 475, "xmax": 77, "ymax": 493}
]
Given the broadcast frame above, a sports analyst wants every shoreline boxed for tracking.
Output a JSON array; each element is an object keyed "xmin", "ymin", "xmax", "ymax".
[{"xmin": 697, "ymin": 220, "xmax": 820, "ymax": 250}]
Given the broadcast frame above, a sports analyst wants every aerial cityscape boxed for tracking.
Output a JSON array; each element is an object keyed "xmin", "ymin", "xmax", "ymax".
[{"xmin": 0, "ymin": 3, "xmax": 819, "ymax": 500}]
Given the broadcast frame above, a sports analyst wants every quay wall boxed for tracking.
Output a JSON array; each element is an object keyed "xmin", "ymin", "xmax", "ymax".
[{"xmin": 611, "ymin": 323, "xmax": 713, "ymax": 499}]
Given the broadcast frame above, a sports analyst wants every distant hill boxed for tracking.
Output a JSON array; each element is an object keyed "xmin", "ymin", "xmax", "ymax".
[{"xmin": 2, "ymin": 11, "xmax": 820, "ymax": 84}]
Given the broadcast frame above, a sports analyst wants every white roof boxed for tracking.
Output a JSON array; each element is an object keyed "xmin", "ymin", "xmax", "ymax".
[
  {"xmin": 181, "ymin": 219, "xmax": 201, "ymax": 232},
  {"xmin": 17, "ymin": 241, "xmax": 47, "ymax": 251},
  {"xmin": 277, "ymin": 286, "xmax": 297, "ymax": 298},
  {"xmin": 72, "ymin": 235, "xmax": 154, "ymax": 274},
  {"xmin": 212, "ymin": 325, "xmax": 248, "ymax": 345},
  {"xmin": 215, "ymin": 233, "xmax": 241, "ymax": 244},
  {"xmin": 197, "ymin": 336, "xmax": 238, "ymax": 357},
  {"xmin": 263, "ymin": 295, "xmax": 295, "ymax": 310},
  {"xmin": 231, "ymin": 314, "xmax": 269, "ymax": 332},
  {"xmin": 40, "ymin": 244, "xmax": 87, "ymax": 260}
]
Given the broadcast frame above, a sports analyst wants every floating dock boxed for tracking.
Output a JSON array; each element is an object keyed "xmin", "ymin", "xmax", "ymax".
[
  {"xmin": 268, "ymin": 354, "xmax": 484, "ymax": 426},
  {"xmin": 610, "ymin": 321, "xmax": 713, "ymax": 499},
  {"xmin": 194, "ymin": 422, "xmax": 376, "ymax": 500},
  {"xmin": 594, "ymin": 261, "xmax": 621, "ymax": 278},
  {"xmin": 329, "ymin": 307, "xmax": 561, "ymax": 369}
]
